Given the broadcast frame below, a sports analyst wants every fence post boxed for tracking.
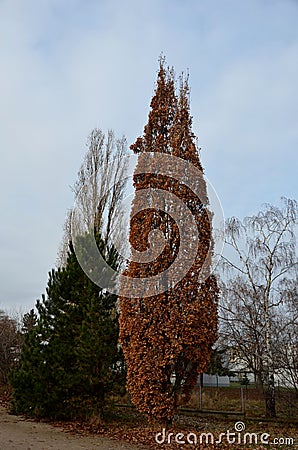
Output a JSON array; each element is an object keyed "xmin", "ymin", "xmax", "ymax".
[
  {"xmin": 199, "ymin": 385, "xmax": 203, "ymax": 411},
  {"xmin": 241, "ymin": 387, "xmax": 245, "ymax": 415}
]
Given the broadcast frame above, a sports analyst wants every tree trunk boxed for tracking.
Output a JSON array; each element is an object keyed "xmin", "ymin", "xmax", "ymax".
[
  {"xmin": 200, "ymin": 372, "xmax": 204, "ymax": 388},
  {"xmin": 264, "ymin": 373, "xmax": 276, "ymax": 418},
  {"xmin": 255, "ymin": 373, "xmax": 263, "ymax": 392}
]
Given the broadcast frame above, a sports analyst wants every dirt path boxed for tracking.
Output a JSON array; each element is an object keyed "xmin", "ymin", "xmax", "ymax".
[{"xmin": 0, "ymin": 406, "xmax": 146, "ymax": 450}]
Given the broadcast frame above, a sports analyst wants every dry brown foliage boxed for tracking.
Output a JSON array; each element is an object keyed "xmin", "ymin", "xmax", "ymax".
[{"xmin": 119, "ymin": 59, "xmax": 219, "ymax": 424}]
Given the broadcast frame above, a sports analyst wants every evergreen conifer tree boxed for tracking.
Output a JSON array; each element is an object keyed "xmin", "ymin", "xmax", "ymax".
[{"xmin": 10, "ymin": 234, "xmax": 123, "ymax": 419}]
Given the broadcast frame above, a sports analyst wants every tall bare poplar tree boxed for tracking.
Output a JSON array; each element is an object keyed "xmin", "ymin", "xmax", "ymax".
[
  {"xmin": 119, "ymin": 60, "xmax": 219, "ymax": 424},
  {"xmin": 57, "ymin": 128, "xmax": 127, "ymax": 266}
]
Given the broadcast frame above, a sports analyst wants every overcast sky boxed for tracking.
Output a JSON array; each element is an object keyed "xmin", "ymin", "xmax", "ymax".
[{"xmin": 1, "ymin": 0, "xmax": 297, "ymax": 312}]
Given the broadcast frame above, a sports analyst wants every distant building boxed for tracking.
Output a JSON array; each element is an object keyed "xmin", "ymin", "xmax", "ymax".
[{"xmin": 197, "ymin": 374, "xmax": 230, "ymax": 387}]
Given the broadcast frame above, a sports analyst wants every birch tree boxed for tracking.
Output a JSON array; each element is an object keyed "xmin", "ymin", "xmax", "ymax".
[{"xmin": 220, "ymin": 198, "xmax": 297, "ymax": 417}]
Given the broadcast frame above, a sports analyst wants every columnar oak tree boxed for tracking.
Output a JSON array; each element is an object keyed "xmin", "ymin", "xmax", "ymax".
[{"xmin": 119, "ymin": 60, "xmax": 219, "ymax": 424}]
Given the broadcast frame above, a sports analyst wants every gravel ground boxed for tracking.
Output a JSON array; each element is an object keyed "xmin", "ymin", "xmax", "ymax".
[{"xmin": 0, "ymin": 406, "xmax": 146, "ymax": 450}]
